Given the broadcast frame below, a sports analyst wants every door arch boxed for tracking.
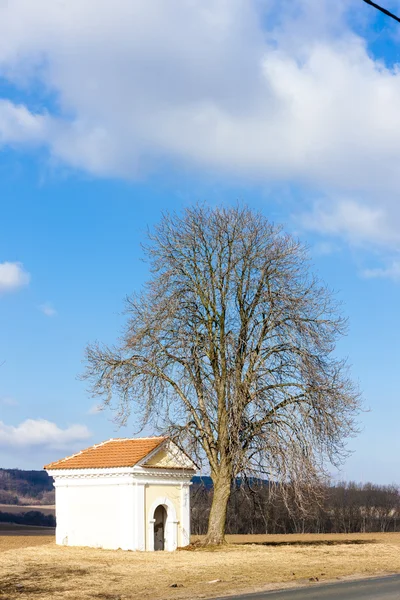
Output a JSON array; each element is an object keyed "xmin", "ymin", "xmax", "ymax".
[
  {"xmin": 148, "ymin": 496, "xmax": 178, "ymax": 551},
  {"xmin": 153, "ymin": 505, "xmax": 167, "ymax": 551}
]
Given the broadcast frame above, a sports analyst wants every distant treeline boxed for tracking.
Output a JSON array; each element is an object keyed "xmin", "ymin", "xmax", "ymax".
[
  {"xmin": 2, "ymin": 469, "xmax": 399, "ymax": 535},
  {"xmin": 191, "ymin": 478, "xmax": 400, "ymax": 535},
  {"xmin": 0, "ymin": 468, "xmax": 54, "ymax": 505},
  {"xmin": 0, "ymin": 510, "xmax": 55, "ymax": 528}
]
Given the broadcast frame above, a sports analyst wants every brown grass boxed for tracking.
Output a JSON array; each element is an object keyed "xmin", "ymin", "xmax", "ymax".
[
  {"xmin": 0, "ymin": 533, "xmax": 400, "ymax": 599},
  {"xmin": 0, "ymin": 504, "xmax": 55, "ymax": 515},
  {"xmin": 0, "ymin": 534, "xmax": 52, "ymax": 552}
]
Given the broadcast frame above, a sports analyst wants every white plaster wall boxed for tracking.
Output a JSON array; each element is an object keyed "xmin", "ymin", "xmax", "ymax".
[
  {"xmin": 54, "ymin": 480, "xmax": 136, "ymax": 550},
  {"xmin": 50, "ymin": 469, "xmax": 194, "ymax": 552}
]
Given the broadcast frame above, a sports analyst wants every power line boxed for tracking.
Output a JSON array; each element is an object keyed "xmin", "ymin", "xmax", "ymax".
[{"xmin": 362, "ymin": 0, "xmax": 400, "ymax": 23}]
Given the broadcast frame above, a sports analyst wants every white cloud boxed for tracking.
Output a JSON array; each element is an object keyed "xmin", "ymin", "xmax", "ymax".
[
  {"xmin": 1, "ymin": 1, "xmax": 400, "ymax": 262},
  {"xmin": 87, "ymin": 404, "xmax": 103, "ymax": 415},
  {"xmin": 311, "ymin": 241, "xmax": 341, "ymax": 257},
  {"xmin": 39, "ymin": 302, "xmax": 57, "ymax": 317},
  {"xmin": 298, "ymin": 197, "xmax": 400, "ymax": 278},
  {"xmin": 0, "ymin": 1, "xmax": 397, "ymax": 189},
  {"xmin": 362, "ymin": 260, "xmax": 400, "ymax": 282},
  {"xmin": 299, "ymin": 199, "xmax": 400, "ymax": 249},
  {"xmin": 0, "ymin": 100, "xmax": 50, "ymax": 146},
  {"xmin": 0, "ymin": 419, "xmax": 91, "ymax": 448},
  {"xmin": 0, "ymin": 262, "xmax": 30, "ymax": 294}
]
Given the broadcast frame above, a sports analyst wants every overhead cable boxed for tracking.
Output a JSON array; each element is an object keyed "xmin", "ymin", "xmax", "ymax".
[{"xmin": 362, "ymin": 0, "xmax": 400, "ymax": 23}]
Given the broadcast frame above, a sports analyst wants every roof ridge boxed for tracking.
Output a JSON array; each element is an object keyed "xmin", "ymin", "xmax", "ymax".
[{"xmin": 44, "ymin": 436, "xmax": 169, "ymax": 470}]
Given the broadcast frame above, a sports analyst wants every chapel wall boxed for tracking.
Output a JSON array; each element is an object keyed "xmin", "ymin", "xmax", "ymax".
[{"xmin": 55, "ymin": 480, "xmax": 135, "ymax": 550}]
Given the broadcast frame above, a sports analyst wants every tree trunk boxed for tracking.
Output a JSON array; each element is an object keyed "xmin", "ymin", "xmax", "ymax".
[{"xmin": 204, "ymin": 472, "xmax": 232, "ymax": 545}]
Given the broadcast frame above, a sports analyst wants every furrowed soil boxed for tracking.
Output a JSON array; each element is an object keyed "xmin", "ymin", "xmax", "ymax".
[{"xmin": 1, "ymin": 533, "xmax": 400, "ymax": 600}]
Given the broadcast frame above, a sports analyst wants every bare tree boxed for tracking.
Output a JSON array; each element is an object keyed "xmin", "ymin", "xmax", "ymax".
[{"xmin": 84, "ymin": 205, "xmax": 360, "ymax": 545}]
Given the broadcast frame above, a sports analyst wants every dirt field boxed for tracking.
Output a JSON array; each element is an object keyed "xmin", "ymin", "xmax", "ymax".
[
  {"xmin": 0, "ymin": 504, "xmax": 55, "ymax": 516},
  {"xmin": 1, "ymin": 533, "xmax": 400, "ymax": 600},
  {"xmin": 0, "ymin": 523, "xmax": 55, "ymax": 538}
]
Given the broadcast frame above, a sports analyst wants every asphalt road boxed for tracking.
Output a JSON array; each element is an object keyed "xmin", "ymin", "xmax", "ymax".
[{"xmin": 216, "ymin": 575, "xmax": 400, "ymax": 600}]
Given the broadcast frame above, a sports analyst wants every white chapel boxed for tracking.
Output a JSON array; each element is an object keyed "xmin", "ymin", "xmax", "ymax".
[{"xmin": 45, "ymin": 436, "xmax": 197, "ymax": 551}]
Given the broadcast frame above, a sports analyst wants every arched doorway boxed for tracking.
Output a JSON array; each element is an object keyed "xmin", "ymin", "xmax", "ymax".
[
  {"xmin": 148, "ymin": 496, "xmax": 178, "ymax": 551},
  {"xmin": 153, "ymin": 505, "xmax": 167, "ymax": 551}
]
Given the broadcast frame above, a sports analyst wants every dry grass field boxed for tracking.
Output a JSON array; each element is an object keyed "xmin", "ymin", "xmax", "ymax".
[
  {"xmin": 0, "ymin": 504, "xmax": 55, "ymax": 516},
  {"xmin": 1, "ymin": 532, "xmax": 400, "ymax": 600}
]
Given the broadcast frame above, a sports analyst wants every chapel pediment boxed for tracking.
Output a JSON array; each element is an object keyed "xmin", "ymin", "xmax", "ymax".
[{"xmin": 141, "ymin": 440, "xmax": 197, "ymax": 471}]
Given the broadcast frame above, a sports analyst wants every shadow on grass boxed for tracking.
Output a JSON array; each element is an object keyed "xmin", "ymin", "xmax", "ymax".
[
  {"xmin": 0, "ymin": 573, "xmax": 63, "ymax": 597},
  {"xmin": 239, "ymin": 539, "xmax": 378, "ymax": 547},
  {"xmin": 182, "ymin": 538, "xmax": 378, "ymax": 551},
  {"xmin": 0, "ymin": 567, "xmax": 89, "ymax": 598}
]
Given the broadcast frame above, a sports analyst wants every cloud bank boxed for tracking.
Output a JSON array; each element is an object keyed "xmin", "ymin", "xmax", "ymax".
[
  {"xmin": 0, "ymin": 1, "xmax": 400, "ymax": 267},
  {"xmin": 0, "ymin": 1, "xmax": 398, "ymax": 188},
  {"xmin": 0, "ymin": 419, "xmax": 91, "ymax": 448}
]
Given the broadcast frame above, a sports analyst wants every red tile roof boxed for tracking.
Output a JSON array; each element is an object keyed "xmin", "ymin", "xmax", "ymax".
[{"xmin": 44, "ymin": 437, "xmax": 166, "ymax": 470}]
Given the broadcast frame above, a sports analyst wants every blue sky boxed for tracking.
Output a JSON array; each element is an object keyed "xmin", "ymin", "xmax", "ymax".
[{"xmin": 1, "ymin": 0, "xmax": 400, "ymax": 483}]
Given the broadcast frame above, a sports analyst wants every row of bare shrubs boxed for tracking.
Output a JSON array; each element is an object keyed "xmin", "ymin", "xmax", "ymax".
[
  {"xmin": 191, "ymin": 479, "xmax": 400, "ymax": 535},
  {"xmin": 0, "ymin": 510, "xmax": 56, "ymax": 527}
]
